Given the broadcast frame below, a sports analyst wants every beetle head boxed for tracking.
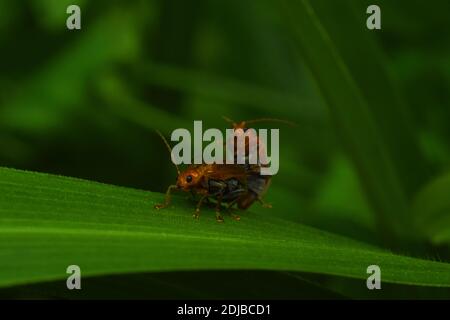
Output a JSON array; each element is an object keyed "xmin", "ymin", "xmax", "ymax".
[{"xmin": 176, "ymin": 167, "xmax": 202, "ymax": 191}]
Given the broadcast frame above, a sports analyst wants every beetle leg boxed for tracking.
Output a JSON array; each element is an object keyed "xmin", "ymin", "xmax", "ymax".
[
  {"xmin": 258, "ymin": 197, "xmax": 272, "ymax": 209},
  {"xmin": 204, "ymin": 197, "xmax": 216, "ymax": 208},
  {"xmin": 226, "ymin": 200, "xmax": 237, "ymax": 210},
  {"xmin": 230, "ymin": 212, "xmax": 241, "ymax": 221},
  {"xmin": 154, "ymin": 185, "xmax": 177, "ymax": 209},
  {"xmin": 216, "ymin": 211, "xmax": 224, "ymax": 222},
  {"xmin": 215, "ymin": 194, "xmax": 224, "ymax": 223},
  {"xmin": 224, "ymin": 199, "xmax": 241, "ymax": 221},
  {"xmin": 193, "ymin": 194, "xmax": 208, "ymax": 219}
]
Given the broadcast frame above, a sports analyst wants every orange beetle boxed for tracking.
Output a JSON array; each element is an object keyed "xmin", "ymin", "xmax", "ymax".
[{"xmin": 154, "ymin": 118, "xmax": 293, "ymax": 222}]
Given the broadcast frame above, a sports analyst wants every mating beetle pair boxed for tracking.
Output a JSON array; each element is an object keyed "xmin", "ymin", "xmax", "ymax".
[{"xmin": 154, "ymin": 118, "xmax": 291, "ymax": 222}]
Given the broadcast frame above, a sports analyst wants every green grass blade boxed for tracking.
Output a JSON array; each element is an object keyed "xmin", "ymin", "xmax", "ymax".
[
  {"xmin": 96, "ymin": 74, "xmax": 188, "ymax": 134},
  {"xmin": 132, "ymin": 62, "xmax": 323, "ymax": 119},
  {"xmin": 412, "ymin": 172, "xmax": 450, "ymax": 245},
  {"xmin": 0, "ymin": 167, "xmax": 450, "ymax": 288},
  {"xmin": 0, "ymin": 7, "xmax": 140, "ymax": 135},
  {"xmin": 280, "ymin": 0, "xmax": 426, "ymax": 241}
]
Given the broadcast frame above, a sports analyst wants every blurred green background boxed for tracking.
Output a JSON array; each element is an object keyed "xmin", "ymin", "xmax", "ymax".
[{"xmin": 1, "ymin": 0, "xmax": 450, "ymax": 298}]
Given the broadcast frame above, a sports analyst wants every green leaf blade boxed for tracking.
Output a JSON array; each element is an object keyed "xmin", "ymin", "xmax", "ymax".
[{"xmin": 1, "ymin": 167, "xmax": 450, "ymax": 288}]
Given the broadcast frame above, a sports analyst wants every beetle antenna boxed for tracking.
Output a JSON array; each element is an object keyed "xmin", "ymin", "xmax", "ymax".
[
  {"xmin": 155, "ymin": 130, "xmax": 181, "ymax": 176},
  {"xmin": 221, "ymin": 115, "xmax": 236, "ymax": 126},
  {"xmin": 244, "ymin": 118, "xmax": 296, "ymax": 127}
]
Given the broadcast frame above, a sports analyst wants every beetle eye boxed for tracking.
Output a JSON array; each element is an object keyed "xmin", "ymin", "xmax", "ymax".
[{"xmin": 186, "ymin": 175, "xmax": 193, "ymax": 183}]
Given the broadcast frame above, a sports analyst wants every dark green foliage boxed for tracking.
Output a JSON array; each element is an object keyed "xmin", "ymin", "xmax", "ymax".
[{"xmin": 0, "ymin": 0, "xmax": 449, "ymax": 299}]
